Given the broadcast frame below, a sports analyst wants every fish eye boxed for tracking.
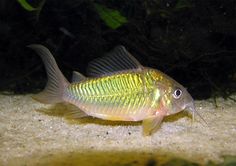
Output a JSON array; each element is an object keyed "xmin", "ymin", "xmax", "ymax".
[{"xmin": 173, "ymin": 88, "xmax": 182, "ymax": 99}]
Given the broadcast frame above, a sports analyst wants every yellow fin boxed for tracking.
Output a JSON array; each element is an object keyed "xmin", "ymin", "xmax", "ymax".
[{"xmin": 142, "ymin": 115, "xmax": 164, "ymax": 136}]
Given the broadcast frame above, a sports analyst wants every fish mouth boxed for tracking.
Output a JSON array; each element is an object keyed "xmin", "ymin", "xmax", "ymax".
[{"xmin": 184, "ymin": 102, "xmax": 208, "ymax": 126}]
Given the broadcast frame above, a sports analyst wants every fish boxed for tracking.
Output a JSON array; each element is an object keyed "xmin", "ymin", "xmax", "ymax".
[{"xmin": 28, "ymin": 44, "xmax": 204, "ymax": 135}]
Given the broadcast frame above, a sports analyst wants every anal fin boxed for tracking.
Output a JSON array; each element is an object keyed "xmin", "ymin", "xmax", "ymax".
[{"xmin": 64, "ymin": 105, "xmax": 89, "ymax": 119}]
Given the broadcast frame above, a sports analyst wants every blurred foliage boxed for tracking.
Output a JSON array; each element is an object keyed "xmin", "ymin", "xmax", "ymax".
[
  {"xmin": 221, "ymin": 156, "xmax": 236, "ymax": 166},
  {"xmin": 174, "ymin": 0, "xmax": 192, "ymax": 11},
  {"xmin": 16, "ymin": 0, "xmax": 46, "ymax": 21},
  {"xmin": 17, "ymin": 0, "xmax": 37, "ymax": 11},
  {"xmin": 146, "ymin": 155, "xmax": 236, "ymax": 165},
  {"xmin": 0, "ymin": 0, "xmax": 235, "ymax": 99},
  {"xmin": 94, "ymin": 3, "xmax": 128, "ymax": 29},
  {"xmin": 16, "ymin": 0, "xmax": 46, "ymax": 12},
  {"xmin": 17, "ymin": 0, "xmax": 128, "ymax": 30},
  {"xmin": 160, "ymin": 155, "xmax": 236, "ymax": 166},
  {"xmin": 161, "ymin": 158, "xmax": 198, "ymax": 166}
]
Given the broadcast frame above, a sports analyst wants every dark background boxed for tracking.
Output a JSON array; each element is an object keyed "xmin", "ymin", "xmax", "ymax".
[{"xmin": 0, "ymin": 0, "xmax": 235, "ymax": 99}]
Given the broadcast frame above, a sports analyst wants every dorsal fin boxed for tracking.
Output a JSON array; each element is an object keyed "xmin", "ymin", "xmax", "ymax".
[
  {"xmin": 71, "ymin": 71, "xmax": 86, "ymax": 83},
  {"xmin": 87, "ymin": 45, "xmax": 143, "ymax": 77}
]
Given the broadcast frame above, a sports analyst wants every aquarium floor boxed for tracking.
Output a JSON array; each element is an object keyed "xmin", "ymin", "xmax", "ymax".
[{"xmin": 0, "ymin": 94, "xmax": 235, "ymax": 166}]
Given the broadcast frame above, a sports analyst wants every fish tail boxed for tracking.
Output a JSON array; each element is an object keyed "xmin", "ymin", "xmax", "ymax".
[{"xmin": 28, "ymin": 44, "xmax": 69, "ymax": 104}]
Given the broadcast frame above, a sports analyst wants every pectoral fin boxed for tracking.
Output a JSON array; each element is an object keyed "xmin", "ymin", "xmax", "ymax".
[{"xmin": 142, "ymin": 115, "xmax": 164, "ymax": 136}]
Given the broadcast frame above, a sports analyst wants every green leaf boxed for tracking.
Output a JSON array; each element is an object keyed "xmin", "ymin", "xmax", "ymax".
[
  {"xmin": 94, "ymin": 3, "xmax": 128, "ymax": 29},
  {"xmin": 17, "ymin": 0, "xmax": 37, "ymax": 11},
  {"xmin": 175, "ymin": 0, "xmax": 192, "ymax": 11}
]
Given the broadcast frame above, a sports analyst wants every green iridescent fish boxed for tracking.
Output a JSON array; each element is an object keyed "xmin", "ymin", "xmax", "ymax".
[{"xmin": 29, "ymin": 44, "xmax": 204, "ymax": 135}]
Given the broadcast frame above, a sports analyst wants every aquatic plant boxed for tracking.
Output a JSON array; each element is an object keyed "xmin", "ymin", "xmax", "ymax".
[
  {"xmin": 17, "ymin": 0, "xmax": 128, "ymax": 30},
  {"xmin": 93, "ymin": 3, "xmax": 128, "ymax": 29},
  {"xmin": 17, "ymin": 0, "xmax": 37, "ymax": 11}
]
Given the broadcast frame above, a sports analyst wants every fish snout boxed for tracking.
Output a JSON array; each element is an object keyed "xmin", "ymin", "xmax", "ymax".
[
  {"xmin": 183, "ymin": 101, "xmax": 196, "ymax": 118},
  {"xmin": 184, "ymin": 101, "xmax": 195, "ymax": 113}
]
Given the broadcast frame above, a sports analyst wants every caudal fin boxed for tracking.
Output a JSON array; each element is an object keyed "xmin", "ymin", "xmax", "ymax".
[{"xmin": 28, "ymin": 44, "xmax": 69, "ymax": 104}]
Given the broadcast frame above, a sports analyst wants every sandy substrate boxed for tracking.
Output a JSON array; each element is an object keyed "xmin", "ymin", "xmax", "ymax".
[{"xmin": 0, "ymin": 94, "xmax": 235, "ymax": 165}]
